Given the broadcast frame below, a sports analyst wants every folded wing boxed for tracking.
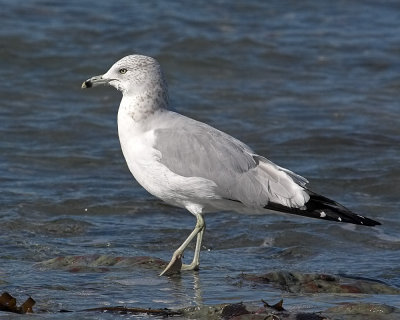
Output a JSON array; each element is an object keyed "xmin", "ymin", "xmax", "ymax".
[{"xmin": 153, "ymin": 116, "xmax": 309, "ymax": 210}]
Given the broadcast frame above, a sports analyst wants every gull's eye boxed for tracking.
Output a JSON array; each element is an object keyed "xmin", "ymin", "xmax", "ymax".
[{"xmin": 119, "ymin": 68, "xmax": 127, "ymax": 74}]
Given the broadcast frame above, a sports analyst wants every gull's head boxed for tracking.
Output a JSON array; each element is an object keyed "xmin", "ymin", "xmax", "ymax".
[{"xmin": 82, "ymin": 55, "xmax": 164, "ymax": 95}]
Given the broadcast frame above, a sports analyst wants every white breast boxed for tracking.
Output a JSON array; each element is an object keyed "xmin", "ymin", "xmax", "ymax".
[{"xmin": 117, "ymin": 109, "xmax": 218, "ymax": 210}]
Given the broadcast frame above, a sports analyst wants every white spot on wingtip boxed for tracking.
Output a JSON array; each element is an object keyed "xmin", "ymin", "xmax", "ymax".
[
  {"xmin": 338, "ymin": 217, "xmax": 342, "ymax": 222},
  {"xmin": 320, "ymin": 211, "xmax": 326, "ymax": 218}
]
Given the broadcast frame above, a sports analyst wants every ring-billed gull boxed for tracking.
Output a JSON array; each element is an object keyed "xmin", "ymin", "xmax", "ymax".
[{"xmin": 82, "ymin": 55, "xmax": 380, "ymax": 276}]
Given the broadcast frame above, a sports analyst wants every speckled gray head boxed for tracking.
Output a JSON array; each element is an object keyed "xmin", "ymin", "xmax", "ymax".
[{"xmin": 82, "ymin": 55, "xmax": 166, "ymax": 96}]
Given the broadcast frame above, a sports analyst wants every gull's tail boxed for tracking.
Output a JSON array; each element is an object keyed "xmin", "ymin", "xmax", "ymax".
[{"xmin": 265, "ymin": 190, "xmax": 381, "ymax": 226}]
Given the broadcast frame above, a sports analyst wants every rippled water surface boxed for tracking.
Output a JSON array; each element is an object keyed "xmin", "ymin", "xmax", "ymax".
[{"xmin": 1, "ymin": 0, "xmax": 399, "ymax": 318}]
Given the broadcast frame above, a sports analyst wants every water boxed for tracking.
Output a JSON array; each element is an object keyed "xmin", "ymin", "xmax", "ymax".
[{"xmin": 0, "ymin": 0, "xmax": 399, "ymax": 318}]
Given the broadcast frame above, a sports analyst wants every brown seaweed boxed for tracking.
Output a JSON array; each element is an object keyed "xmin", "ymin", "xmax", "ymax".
[
  {"xmin": 0, "ymin": 292, "xmax": 35, "ymax": 314},
  {"xmin": 81, "ymin": 306, "xmax": 182, "ymax": 316}
]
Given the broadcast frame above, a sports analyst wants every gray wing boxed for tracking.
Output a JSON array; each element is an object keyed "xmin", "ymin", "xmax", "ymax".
[{"xmin": 153, "ymin": 117, "xmax": 309, "ymax": 209}]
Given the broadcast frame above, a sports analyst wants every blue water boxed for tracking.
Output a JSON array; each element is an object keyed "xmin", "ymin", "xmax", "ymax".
[{"xmin": 0, "ymin": 0, "xmax": 399, "ymax": 318}]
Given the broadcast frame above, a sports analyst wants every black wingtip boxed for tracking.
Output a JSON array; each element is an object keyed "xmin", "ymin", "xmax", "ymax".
[
  {"xmin": 361, "ymin": 217, "xmax": 381, "ymax": 227},
  {"xmin": 264, "ymin": 191, "xmax": 381, "ymax": 227},
  {"xmin": 306, "ymin": 191, "xmax": 381, "ymax": 226}
]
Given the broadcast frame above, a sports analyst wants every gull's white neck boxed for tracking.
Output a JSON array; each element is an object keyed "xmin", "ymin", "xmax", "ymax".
[{"xmin": 118, "ymin": 82, "xmax": 169, "ymax": 123}]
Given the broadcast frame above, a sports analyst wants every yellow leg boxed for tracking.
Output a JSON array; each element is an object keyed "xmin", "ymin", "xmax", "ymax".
[
  {"xmin": 182, "ymin": 219, "xmax": 205, "ymax": 271},
  {"xmin": 160, "ymin": 212, "xmax": 205, "ymax": 276}
]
